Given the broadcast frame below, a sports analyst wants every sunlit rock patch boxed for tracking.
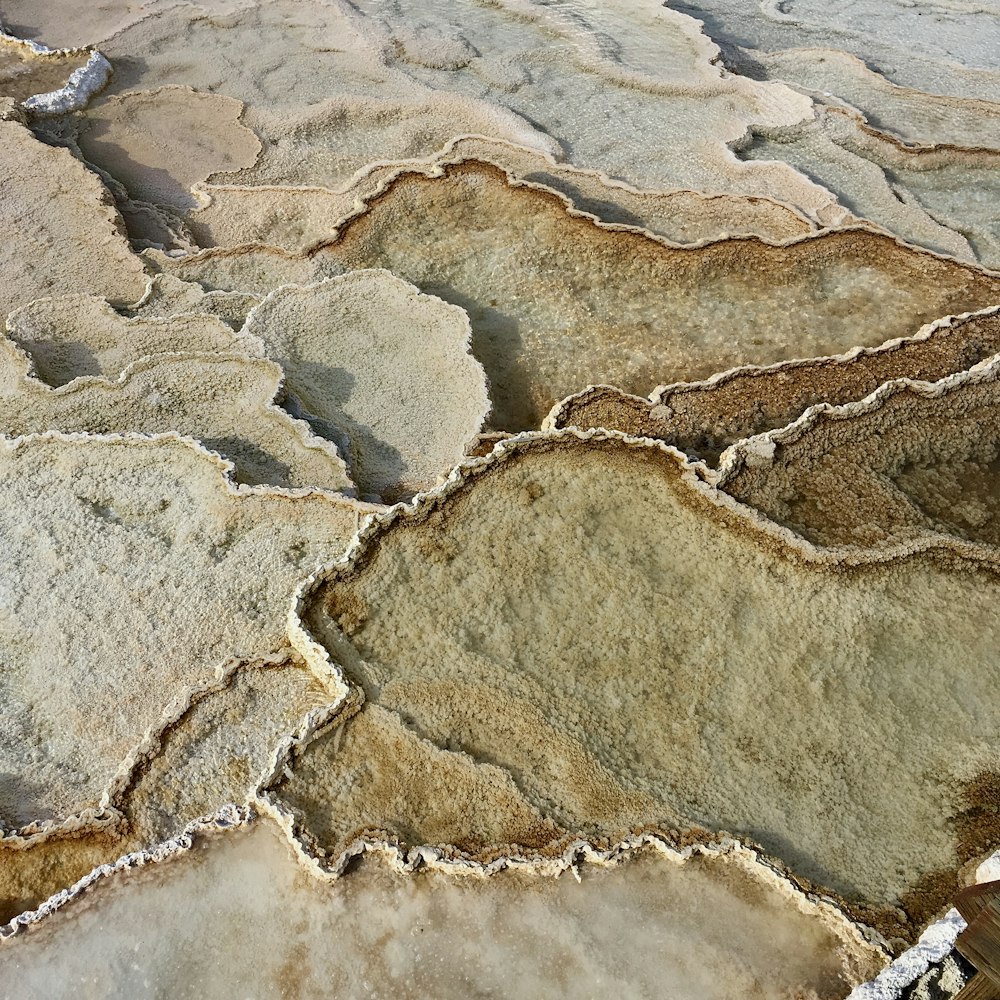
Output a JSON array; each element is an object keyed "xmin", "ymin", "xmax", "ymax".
[
  {"xmin": 241, "ymin": 271, "xmax": 489, "ymax": 501},
  {"xmin": 0, "ymin": 434, "xmax": 364, "ymax": 831},
  {"xmin": 0, "ymin": 115, "xmax": 146, "ymax": 320},
  {"xmin": 0, "ymin": 653, "xmax": 330, "ymax": 923}
]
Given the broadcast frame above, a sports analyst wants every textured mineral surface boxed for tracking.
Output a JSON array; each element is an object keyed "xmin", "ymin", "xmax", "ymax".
[{"xmin": 3, "ymin": 1, "xmax": 1000, "ymax": 997}]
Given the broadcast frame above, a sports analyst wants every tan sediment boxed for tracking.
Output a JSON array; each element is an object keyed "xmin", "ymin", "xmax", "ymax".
[
  {"xmin": 0, "ymin": 33, "xmax": 87, "ymax": 103},
  {"xmin": 150, "ymin": 160, "xmax": 1000, "ymax": 432},
  {"xmin": 716, "ymin": 349, "xmax": 1000, "ymax": 551},
  {"xmin": 126, "ymin": 273, "xmax": 261, "ymax": 330},
  {"xmin": 242, "ymin": 272, "xmax": 490, "ymax": 501},
  {"xmin": 75, "ymin": 86, "xmax": 262, "ymax": 212},
  {"xmin": 267, "ymin": 429, "xmax": 1000, "ymax": 948},
  {"xmin": 0, "ymin": 653, "xmax": 333, "ymax": 924},
  {"xmin": 0, "ymin": 432, "xmax": 372, "ymax": 834},
  {"xmin": 546, "ymin": 306, "xmax": 1000, "ymax": 465},
  {"xmin": 0, "ymin": 656, "xmax": 336, "ymax": 921},
  {"xmin": 0, "ymin": 116, "xmax": 147, "ymax": 320},
  {"xmin": 0, "ymin": 340, "xmax": 353, "ymax": 491},
  {"xmin": 0, "ymin": 0, "xmax": 157, "ymax": 48},
  {"xmin": 6, "ymin": 294, "xmax": 264, "ymax": 385}
]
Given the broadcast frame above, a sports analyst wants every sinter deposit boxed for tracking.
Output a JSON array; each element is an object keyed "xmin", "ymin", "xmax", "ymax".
[{"xmin": 3, "ymin": 1, "xmax": 1000, "ymax": 998}]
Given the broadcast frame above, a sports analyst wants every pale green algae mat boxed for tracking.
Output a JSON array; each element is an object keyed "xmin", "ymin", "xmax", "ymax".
[{"xmin": 4, "ymin": 3, "xmax": 1000, "ymax": 999}]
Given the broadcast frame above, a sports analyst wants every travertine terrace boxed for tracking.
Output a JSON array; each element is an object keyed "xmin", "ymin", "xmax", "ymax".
[{"xmin": 2, "ymin": 2, "xmax": 1000, "ymax": 998}]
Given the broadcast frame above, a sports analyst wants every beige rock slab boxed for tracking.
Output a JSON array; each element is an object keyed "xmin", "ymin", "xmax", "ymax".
[
  {"xmin": 0, "ymin": 0, "xmax": 159, "ymax": 48},
  {"xmin": 143, "ymin": 245, "xmax": 344, "ymax": 299},
  {"xmin": 0, "ymin": 116, "xmax": 147, "ymax": 320},
  {"xmin": 717, "ymin": 352, "xmax": 1000, "ymax": 552},
  {"xmin": 0, "ymin": 433, "xmax": 366, "ymax": 832},
  {"xmin": 127, "ymin": 274, "xmax": 260, "ymax": 330},
  {"xmin": 0, "ymin": 654, "xmax": 330, "ymax": 923},
  {"xmin": 742, "ymin": 109, "xmax": 978, "ymax": 264},
  {"xmin": 243, "ymin": 272, "xmax": 489, "ymax": 501},
  {"xmin": 153, "ymin": 161, "xmax": 1000, "ymax": 432},
  {"xmin": 76, "ymin": 86, "xmax": 261, "ymax": 212},
  {"xmin": 0, "ymin": 342, "xmax": 352, "ymax": 491},
  {"xmin": 546, "ymin": 306, "xmax": 1000, "ymax": 465},
  {"xmin": 278, "ymin": 432, "xmax": 1000, "ymax": 944},
  {"xmin": 0, "ymin": 818, "xmax": 884, "ymax": 999},
  {"xmin": 743, "ymin": 105, "xmax": 1000, "ymax": 269},
  {"xmin": 191, "ymin": 135, "xmax": 819, "ymax": 252},
  {"xmin": 669, "ymin": 0, "xmax": 1000, "ymax": 103},
  {"xmin": 6, "ymin": 294, "xmax": 263, "ymax": 386}
]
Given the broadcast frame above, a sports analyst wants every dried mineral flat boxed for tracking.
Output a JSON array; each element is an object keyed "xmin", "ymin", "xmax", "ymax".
[
  {"xmin": 0, "ymin": 818, "xmax": 883, "ymax": 999},
  {"xmin": 127, "ymin": 274, "xmax": 260, "ymax": 330},
  {"xmin": 152, "ymin": 161, "xmax": 1000, "ymax": 431},
  {"xmin": 673, "ymin": 0, "xmax": 1000, "ymax": 102},
  {"xmin": 742, "ymin": 47, "xmax": 1000, "ymax": 150},
  {"xmin": 275, "ymin": 432, "xmax": 1000, "ymax": 945},
  {"xmin": 191, "ymin": 135, "xmax": 821, "ymax": 253},
  {"xmin": 97, "ymin": 0, "xmax": 820, "ymax": 202},
  {"xmin": 6, "ymin": 294, "xmax": 262, "ymax": 385},
  {"xmin": 242, "ymin": 272, "xmax": 489, "ymax": 500},
  {"xmin": 743, "ymin": 106, "xmax": 1000, "ymax": 267},
  {"xmin": 0, "ymin": 433, "xmax": 365, "ymax": 833},
  {"xmin": 0, "ymin": 654, "xmax": 332, "ymax": 923},
  {"xmin": 74, "ymin": 86, "xmax": 261, "ymax": 212}
]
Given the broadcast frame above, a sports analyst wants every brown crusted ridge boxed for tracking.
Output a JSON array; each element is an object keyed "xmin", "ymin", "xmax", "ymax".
[
  {"xmin": 545, "ymin": 305, "xmax": 1000, "ymax": 466},
  {"xmin": 716, "ymin": 350, "xmax": 1000, "ymax": 551},
  {"xmin": 261, "ymin": 428, "xmax": 1000, "ymax": 949},
  {"xmin": 151, "ymin": 159, "xmax": 1000, "ymax": 432}
]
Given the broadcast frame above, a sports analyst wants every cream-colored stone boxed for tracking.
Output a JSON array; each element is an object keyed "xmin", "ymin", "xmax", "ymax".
[
  {"xmin": 0, "ymin": 117, "xmax": 147, "ymax": 320},
  {"xmin": 191, "ymin": 134, "xmax": 819, "ymax": 252},
  {"xmin": 243, "ymin": 272, "xmax": 489, "ymax": 500},
  {"xmin": 6, "ymin": 294, "xmax": 262, "ymax": 386},
  {"xmin": 0, "ymin": 433, "xmax": 366, "ymax": 831},
  {"xmin": 76, "ymin": 87, "xmax": 261, "ymax": 212},
  {"xmin": 0, "ymin": 340, "xmax": 352, "ymax": 490}
]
